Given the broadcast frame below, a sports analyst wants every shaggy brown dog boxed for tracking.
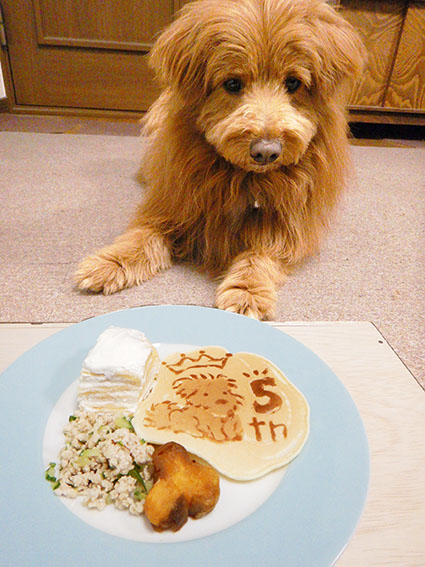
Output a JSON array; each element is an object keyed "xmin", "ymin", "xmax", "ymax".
[{"xmin": 75, "ymin": 0, "xmax": 365, "ymax": 319}]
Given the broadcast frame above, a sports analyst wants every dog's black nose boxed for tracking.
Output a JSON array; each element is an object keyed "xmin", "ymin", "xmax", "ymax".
[{"xmin": 250, "ymin": 139, "xmax": 282, "ymax": 164}]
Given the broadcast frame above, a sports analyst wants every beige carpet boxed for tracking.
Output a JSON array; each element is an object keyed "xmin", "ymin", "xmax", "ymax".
[{"xmin": 1, "ymin": 131, "xmax": 424, "ymax": 385}]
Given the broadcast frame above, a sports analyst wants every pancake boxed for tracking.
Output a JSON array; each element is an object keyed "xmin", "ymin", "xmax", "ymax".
[{"xmin": 132, "ymin": 346, "xmax": 309, "ymax": 480}]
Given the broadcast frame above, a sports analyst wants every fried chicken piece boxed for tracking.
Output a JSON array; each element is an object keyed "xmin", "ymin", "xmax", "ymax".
[{"xmin": 144, "ymin": 442, "xmax": 220, "ymax": 532}]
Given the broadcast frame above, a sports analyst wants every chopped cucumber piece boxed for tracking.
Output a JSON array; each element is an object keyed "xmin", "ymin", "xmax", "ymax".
[
  {"xmin": 45, "ymin": 462, "xmax": 57, "ymax": 482},
  {"xmin": 45, "ymin": 462, "xmax": 60, "ymax": 490},
  {"xmin": 76, "ymin": 447, "xmax": 102, "ymax": 467},
  {"xmin": 128, "ymin": 467, "xmax": 147, "ymax": 492},
  {"xmin": 114, "ymin": 416, "xmax": 134, "ymax": 431},
  {"xmin": 133, "ymin": 486, "xmax": 147, "ymax": 501}
]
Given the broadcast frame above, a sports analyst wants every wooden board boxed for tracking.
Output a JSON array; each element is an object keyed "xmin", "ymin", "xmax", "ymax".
[{"xmin": 0, "ymin": 321, "xmax": 424, "ymax": 565}]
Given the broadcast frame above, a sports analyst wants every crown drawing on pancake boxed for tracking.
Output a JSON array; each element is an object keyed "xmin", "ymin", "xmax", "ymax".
[{"xmin": 163, "ymin": 349, "xmax": 233, "ymax": 375}]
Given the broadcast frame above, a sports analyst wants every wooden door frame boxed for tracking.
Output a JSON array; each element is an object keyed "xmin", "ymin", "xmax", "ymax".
[{"xmin": 0, "ymin": 44, "xmax": 13, "ymax": 113}]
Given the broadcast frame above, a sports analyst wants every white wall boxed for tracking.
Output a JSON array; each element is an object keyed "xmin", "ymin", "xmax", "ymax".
[{"xmin": 0, "ymin": 60, "xmax": 6, "ymax": 98}]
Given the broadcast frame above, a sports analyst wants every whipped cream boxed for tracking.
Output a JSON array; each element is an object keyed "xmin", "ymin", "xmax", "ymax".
[{"xmin": 78, "ymin": 326, "xmax": 159, "ymax": 412}]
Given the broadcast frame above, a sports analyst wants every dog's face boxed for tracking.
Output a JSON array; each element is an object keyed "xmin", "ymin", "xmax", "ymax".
[
  {"xmin": 150, "ymin": 0, "xmax": 364, "ymax": 173},
  {"xmin": 196, "ymin": 42, "xmax": 320, "ymax": 172}
]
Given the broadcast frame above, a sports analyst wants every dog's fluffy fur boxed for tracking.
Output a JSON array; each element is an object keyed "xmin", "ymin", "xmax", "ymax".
[{"xmin": 75, "ymin": 0, "xmax": 365, "ymax": 319}]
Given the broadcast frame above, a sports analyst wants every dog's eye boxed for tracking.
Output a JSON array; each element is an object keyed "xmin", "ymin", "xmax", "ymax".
[
  {"xmin": 223, "ymin": 78, "xmax": 243, "ymax": 94},
  {"xmin": 285, "ymin": 76, "xmax": 302, "ymax": 94}
]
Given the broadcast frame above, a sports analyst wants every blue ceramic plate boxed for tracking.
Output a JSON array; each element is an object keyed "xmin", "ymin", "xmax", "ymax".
[{"xmin": 0, "ymin": 306, "xmax": 369, "ymax": 567}]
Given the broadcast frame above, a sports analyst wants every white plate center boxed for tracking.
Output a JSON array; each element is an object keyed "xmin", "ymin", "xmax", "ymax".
[{"xmin": 42, "ymin": 344, "xmax": 285, "ymax": 543}]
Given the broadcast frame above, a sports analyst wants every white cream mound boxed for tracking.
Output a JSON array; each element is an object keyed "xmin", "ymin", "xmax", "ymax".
[
  {"xmin": 78, "ymin": 326, "xmax": 159, "ymax": 412},
  {"xmin": 133, "ymin": 346, "xmax": 310, "ymax": 480}
]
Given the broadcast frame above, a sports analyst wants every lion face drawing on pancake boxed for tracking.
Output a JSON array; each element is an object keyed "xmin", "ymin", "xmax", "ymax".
[{"xmin": 144, "ymin": 359, "xmax": 245, "ymax": 441}]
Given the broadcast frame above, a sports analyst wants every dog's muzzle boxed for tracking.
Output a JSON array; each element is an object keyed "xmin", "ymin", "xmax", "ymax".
[{"xmin": 250, "ymin": 138, "xmax": 282, "ymax": 165}]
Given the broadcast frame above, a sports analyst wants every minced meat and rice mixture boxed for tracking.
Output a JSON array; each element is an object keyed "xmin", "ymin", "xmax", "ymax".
[{"xmin": 46, "ymin": 411, "xmax": 154, "ymax": 515}]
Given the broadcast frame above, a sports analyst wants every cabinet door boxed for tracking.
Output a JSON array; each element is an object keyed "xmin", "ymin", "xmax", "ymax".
[
  {"xmin": 1, "ymin": 0, "xmax": 181, "ymax": 113},
  {"xmin": 338, "ymin": 0, "xmax": 406, "ymax": 109},
  {"xmin": 384, "ymin": 1, "xmax": 425, "ymax": 111}
]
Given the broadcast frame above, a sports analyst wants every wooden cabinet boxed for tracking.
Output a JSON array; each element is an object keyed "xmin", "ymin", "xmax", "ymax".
[
  {"xmin": 1, "ymin": 0, "xmax": 424, "ymax": 123},
  {"xmin": 0, "ymin": 0, "xmax": 185, "ymax": 115},
  {"xmin": 338, "ymin": 0, "xmax": 425, "ymax": 124}
]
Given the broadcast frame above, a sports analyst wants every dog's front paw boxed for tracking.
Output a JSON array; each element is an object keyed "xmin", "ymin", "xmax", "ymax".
[
  {"xmin": 74, "ymin": 253, "xmax": 131, "ymax": 295},
  {"xmin": 75, "ymin": 227, "xmax": 172, "ymax": 295},
  {"xmin": 215, "ymin": 285, "xmax": 276, "ymax": 320}
]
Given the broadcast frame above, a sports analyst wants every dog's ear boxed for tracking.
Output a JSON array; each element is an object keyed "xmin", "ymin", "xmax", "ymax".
[
  {"xmin": 148, "ymin": 4, "xmax": 210, "ymax": 97},
  {"xmin": 311, "ymin": 4, "xmax": 366, "ymax": 96}
]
